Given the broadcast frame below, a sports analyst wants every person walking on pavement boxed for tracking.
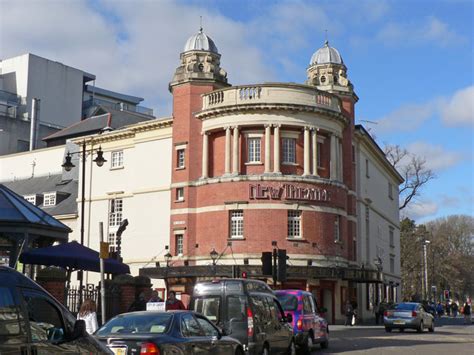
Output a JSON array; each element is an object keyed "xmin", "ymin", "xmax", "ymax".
[
  {"xmin": 165, "ymin": 291, "xmax": 186, "ymax": 311},
  {"xmin": 452, "ymin": 301, "xmax": 458, "ymax": 318},
  {"xmin": 77, "ymin": 299, "xmax": 99, "ymax": 334},
  {"xmin": 436, "ymin": 302, "xmax": 444, "ymax": 318},
  {"xmin": 463, "ymin": 302, "xmax": 471, "ymax": 324},
  {"xmin": 373, "ymin": 303, "xmax": 380, "ymax": 325},
  {"xmin": 344, "ymin": 300, "xmax": 354, "ymax": 326}
]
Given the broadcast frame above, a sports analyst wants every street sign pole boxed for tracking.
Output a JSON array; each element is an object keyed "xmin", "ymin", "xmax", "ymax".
[{"xmin": 99, "ymin": 222, "xmax": 106, "ymax": 325}]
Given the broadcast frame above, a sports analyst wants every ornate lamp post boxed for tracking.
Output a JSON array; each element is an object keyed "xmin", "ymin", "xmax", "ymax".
[
  {"xmin": 164, "ymin": 252, "xmax": 172, "ymax": 267},
  {"xmin": 210, "ymin": 248, "xmax": 219, "ymax": 266},
  {"xmin": 62, "ymin": 141, "xmax": 107, "ymax": 307}
]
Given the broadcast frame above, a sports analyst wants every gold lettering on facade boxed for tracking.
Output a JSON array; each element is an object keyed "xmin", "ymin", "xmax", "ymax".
[{"xmin": 249, "ymin": 183, "xmax": 330, "ymax": 202}]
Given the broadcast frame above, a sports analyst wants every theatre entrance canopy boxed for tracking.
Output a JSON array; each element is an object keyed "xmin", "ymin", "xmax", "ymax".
[{"xmin": 0, "ymin": 184, "xmax": 70, "ymax": 268}]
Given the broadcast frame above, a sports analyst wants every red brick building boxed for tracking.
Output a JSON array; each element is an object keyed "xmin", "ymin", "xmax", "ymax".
[{"xmin": 142, "ymin": 30, "xmax": 400, "ymax": 324}]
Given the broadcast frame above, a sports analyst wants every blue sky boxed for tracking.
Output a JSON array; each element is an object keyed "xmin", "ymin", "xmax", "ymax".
[{"xmin": 1, "ymin": 0, "xmax": 473, "ymax": 222}]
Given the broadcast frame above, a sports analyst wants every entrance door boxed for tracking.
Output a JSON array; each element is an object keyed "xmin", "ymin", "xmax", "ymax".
[{"xmin": 323, "ymin": 289, "xmax": 333, "ymax": 324}]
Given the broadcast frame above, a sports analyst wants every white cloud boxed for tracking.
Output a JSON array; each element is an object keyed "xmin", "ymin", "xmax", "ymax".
[
  {"xmin": 376, "ymin": 16, "xmax": 466, "ymax": 46},
  {"xmin": 440, "ymin": 86, "xmax": 474, "ymax": 126},
  {"xmin": 405, "ymin": 141, "xmax": 463, "ymax": 171},
  {"xmin": 0, "ymin": 0, "xmax": 273, "ymax": 115},
  {"xmin": 401, "ymin": 200, "xmax": 439, "ymax": 221}
]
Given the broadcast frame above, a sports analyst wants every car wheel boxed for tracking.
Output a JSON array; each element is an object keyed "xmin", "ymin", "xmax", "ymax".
[
  {"xmin": 287, "ymin": 340, "xmax": 296, "ymax": 355},
  {"xmin": 301, "ymin": 332, "xmax": 314, "ymax": 353},
  {"xmin": 417, "ymin": 321, "xmax": 423, "ymax": 333},
  {"xmin": 429, "ymin": 321, "xmax": 435, "ymax": 333},
  {"xmin": 385, "ymin": 327, "xmax": 392, "ymax": 333},
  {"xmin": 262, "ymin": 345, "xmax": 270, "ymax": 355}
]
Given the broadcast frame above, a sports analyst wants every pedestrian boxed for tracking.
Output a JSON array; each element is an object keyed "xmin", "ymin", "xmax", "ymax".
[
  {"xmin": 344, "ymin": 300, "xmax": 353, "ymax": 326},
  {"xmin": 445, "ymin": 301, "xmax": 451, "ymax": 316},
  {"xmin": 463, "ymin": 302, "xmax": 471, "ymax": 324},
  {"xmin": 373, "ymin": 303, "xmax": 380, "ymax": 325},
  {"xmin": 436, "ymin": 302, "xmax": 443, "ymax": 318},
  {"xmin": 378, "ymin": 302, "xmax": 386, "ymax": 324},
  {"xmin": 149, "ymin": 290, "xmax": 163, "ymax": 303},
  {"xmin": 165, "ymin": 291, "xmax": 186, "ymax": 311},
  {"xmin": 77, "ymin": 298, "xmax": 98, "ymax": 334},
  {"xmin": 128, "ymin": 292, "xmax": 147, "ymax": 312},
  {"xmin": 452, "ymin": 302, "xmax": 458, "ymax": 318}
]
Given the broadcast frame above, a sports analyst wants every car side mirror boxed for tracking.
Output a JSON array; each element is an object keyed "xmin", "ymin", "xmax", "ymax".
[
  {"xmin": 286, "ymin": 313, "xmax": 293, "ymax": 323},
  {"xmin": 70, "ymin": 319, "xmax": 87, "ymax": 340}
]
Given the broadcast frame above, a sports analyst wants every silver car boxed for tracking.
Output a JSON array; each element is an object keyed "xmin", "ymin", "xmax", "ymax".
[{"xmin": 384, "ymin": 302, "xmax": 435, "ymax": 333}]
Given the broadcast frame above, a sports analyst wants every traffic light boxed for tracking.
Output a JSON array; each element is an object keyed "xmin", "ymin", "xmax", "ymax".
[
  {"xmin": 277, "ymin": 249, "xmax": 289, "ymax": 282},
  {"xmin": 261, "ymin": 252, "xmax": 273, "ymax": 275},
  {"xmin": 241, "ymin": 271, "xmax": 248, "ymax": 279}
]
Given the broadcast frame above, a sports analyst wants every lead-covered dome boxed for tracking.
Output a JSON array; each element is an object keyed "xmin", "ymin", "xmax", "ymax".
[
  {"xmin": 310, "ymin": 40, "xmax": 343, "ymax": 65},
  {"xmin": 184, "ymin": 28, "xmax": 219, "ymax": 54}
]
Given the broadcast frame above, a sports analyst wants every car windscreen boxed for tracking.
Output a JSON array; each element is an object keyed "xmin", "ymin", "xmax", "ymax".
[
  {"xmin": 192, "ymin": 296, "xmax": 220, "ymax": 323},
  {"xmin": 276, "ymin": 294, "xmax": 298, "ymax": 311},
  {"xmin": 395, "ymin": 303, "xmax": 417, "ymax": 311},
  {"xmin": 96, "ymin": 313, "xmax": 172, "ymax": 335}
]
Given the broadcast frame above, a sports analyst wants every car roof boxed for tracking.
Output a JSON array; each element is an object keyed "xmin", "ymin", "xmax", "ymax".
[
  {"xmin": 275, "ymin": 289, "xmax": 311, "ymax": 296},
  {"xmin": 0, "ymin": 265, "xmax": 45, "ymax": 289}
]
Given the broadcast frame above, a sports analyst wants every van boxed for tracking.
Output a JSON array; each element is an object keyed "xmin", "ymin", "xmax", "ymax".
[
  {"xmin": 190, "ymin": 278, "xmax": 295, "ymax": 355},
  {"xmin": 0, "ymin": 266, "xmax": 111, "ymax": 354}
]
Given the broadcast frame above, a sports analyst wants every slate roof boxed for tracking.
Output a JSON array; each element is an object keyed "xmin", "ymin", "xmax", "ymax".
[
  {"xmin": 0, "ymin": 183, "xmax": 71, "ymax": 233},
  {"xmin": 2, "ymin": 174, "xmax": 78, "ymax": 217},
  {"xmin": 42, "ymin": 107, "xmax": 154, "ymax": 144}
]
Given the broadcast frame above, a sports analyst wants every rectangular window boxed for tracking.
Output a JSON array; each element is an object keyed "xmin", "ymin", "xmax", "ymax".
[
  {"xmin": 334, "ymin": 215, "xmax": 341, "ymax": 242},
  {"xmin": 365, "ymin": 159, "xmax": 370, "ymax": 178},
  {"xmin": 388, "ymin": 182, "xmax": 393, "ymax": 199},
  {"xmin": 177, "ymin": 149, "xmax": 185, "ymax": 168},
  {"xmin": 108, "ymin": 232, "xmax": 117, "ymax": 252},
  {"xmin": 352, "ymin": 145, "xmax": 355, "ymax": 163},
  {"xmin": 247, "ymin": 137, "xmax": 261, "ymax": 162},
  {"xmin": 389, "ymin": 226, "xmax": 394, "ymax": 247},
  {"xmin": 108, "ymin": 199, "xmax": 123, "ymax": 227},
  {"xmin": 390, "ymin": 256, "xmax": 395, "ymax": 273},
  {"xmin": 282, "ymin": 138, "xmax": 296, "ymax": 163},
  {"xmin": 175, "ymin": 234, "xmax": 184, "ymax": 255},
  {"xmin": 230, "ymin": 210, "xmax": 244, "ymax": 238},
  {"xmin": 24, "ymin": 195, "xmax": 36, "ymax": 205},
  {"xmin": 287, "ymin": 210, "xmax": 301, "ymax": 238},
  {"xmin": 111, "ymin": 150, "xmax": 124, "ymax": 168},
  {"xmin": 43, "ymin": 192, "xmax": 56, "ymax": 207},
  {"xmin": 176, "ymin": 188, "xmax": 184, "ymax": 201}
]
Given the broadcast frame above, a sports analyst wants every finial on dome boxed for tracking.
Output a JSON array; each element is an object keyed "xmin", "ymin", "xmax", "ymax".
[{"xmin": 199, "ymin": 16, "xmax": 203, "ymax": 33}]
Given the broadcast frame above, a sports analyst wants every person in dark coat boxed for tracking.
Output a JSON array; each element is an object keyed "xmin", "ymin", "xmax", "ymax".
[
  {"xmin": 344, "ymin": 300, "xmax": 354, "ymax": 326},
  {"xmin": 128, "ymin": 292, "xmax": 147, "ymax": 312},
  {"xmin": 165, "ymin": 291, "xmax": 186, "ymax": 311},
  {"xmin": 463, "ymin": 302, "xmax": 471, "ymax": 324}
]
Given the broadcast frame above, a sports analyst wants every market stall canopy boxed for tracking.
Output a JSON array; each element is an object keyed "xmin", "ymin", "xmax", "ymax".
[{"xmin": 19, "ymin": 241, "xmax": 130, "ymax": 274}]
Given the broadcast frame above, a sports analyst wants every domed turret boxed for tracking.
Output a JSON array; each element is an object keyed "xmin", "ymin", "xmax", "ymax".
[
  {"xmin": 170, "ymin": 28, "xmax": 229, "ymax": 91},
  {"xmin": 306, "ymin": 40, "xmax": 352, "ymax": 94},
  {"xmin": 184, "ymin": 28, "xmax": 219, "ymax": 54},
  {"xmin": 310, "ymin": 40, "xmax": 343, "ymax": 65}
]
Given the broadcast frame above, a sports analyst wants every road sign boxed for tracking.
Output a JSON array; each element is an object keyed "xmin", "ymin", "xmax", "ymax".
[{"xmin": 100, "ymin": 241, "xmax": 110, "ymax": 259}]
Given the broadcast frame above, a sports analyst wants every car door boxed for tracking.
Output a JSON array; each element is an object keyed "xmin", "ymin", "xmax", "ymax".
[
  {"xmin": 0, "ymin": 286, "xmax": 30, "ymax": 355},
  {"xmin": 180, "ymin": 313, "xmax": 209, "ymax": 354},
  {"xmin": 195, "ymin": 315, "xmax": 234, "ymax": 355},
  {"xmin": 307, "ymin": 295, "xmax": 320, "ymax": 336},
  {"xmin": 265, "ymin": 296, "xmax": 290, "ymax": 354}
]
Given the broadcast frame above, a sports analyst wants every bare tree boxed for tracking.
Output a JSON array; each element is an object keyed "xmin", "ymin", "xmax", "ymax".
[{"xmin": 384, "ymin": 144, "xmax": 435, "ymax": 210}]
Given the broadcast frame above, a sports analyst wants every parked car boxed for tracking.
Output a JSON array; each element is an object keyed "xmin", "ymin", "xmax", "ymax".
[
  {"xmin": 275, "ymin": 290, "xmax": 329, "ymax": 352},
  {"xmin": 190, "ymin": 278, "xmax": 296, "ymax": 355},
  {"xmin": 95, "ymin": 310, "xmax": 244, "ymax": 355},
  {"xmin": 384, "ymin": 302, "xmax": 435, "ymax": 333},
  {"xmin": 0, "ymin": 265, "xmax": 111, "ymax": 354}
]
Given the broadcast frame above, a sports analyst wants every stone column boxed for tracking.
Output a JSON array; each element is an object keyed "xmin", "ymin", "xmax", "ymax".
[
  {"xmin": 303, "ymin": 127, "xmax": 310, "ymax": 176},
  {"xmin": 202, "ymin": 131, "xmax": 209, "ymax": 178},
  {"xmin": 232, "ymin": 126, "xmax": 240, "ymax": 174},
  {"xmin": 273, "ymin": 124, "xmax": 281, "ymax": 173},
  {"xmin": 224, "ymin": 126, "xmax": 231, "ymax": 174},
  {"xmin": 330, "ymin": 133, "xmax": 336, "ymax": 180},
  {"xmin": 264, "ymin": 124, "xmax": 272, "ymax": 173},
  {"xmin": 312, "ymin": 128, "xmax": 319, "ymax": 176}
]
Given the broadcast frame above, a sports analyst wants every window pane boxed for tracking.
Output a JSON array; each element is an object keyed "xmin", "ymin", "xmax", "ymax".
[
  {"xmin": 177, "ymin": 149, "xmax": 185, "ymax": 168},
  {"xmin": 283, "ymin": 138, "xmax": 296, "ymax": 163},
  {"xmin": 0, "ymin": 287, "xmax": 22, "ymax": 335},
  {"xmin": 175, "ymin": 234, "xmax": 183, "ymax": 255},
  {"xmin": 96, "ymin": 313, "xmax": 172, "ymax": 335},
  {"xmin": 230, "ymin": 210, "xmax": 244, "ymax": 238},
  {"xmin": 23, "ymin": 292, "xmax": 65, "ymax": 343},
  {"xmin": 181, "ymin": 314, "xmax": 202, "ymax": 337},
  {"xmin": 111, "ymin": 151, "xmax": 123, "ymax": 168},
  {"xmin": 288, "ymin": 210, "xmax": 301, "ymax": 238},
  {"xmin": 276, "ymin": 294, "xmax": 298, "ymax": 311},
  {"xmin": 192, "ymin": 297, "xmax": 220, "ymax": 323},
  {"xmin": 247, "ymin": 138, "xmax": 261, "ymax": 162},
  {"xmin": 196, "ymin": 316, "xmax": 219, "ymax": 337},
  {"xmin": 227, "ymin": 296, "xmax": 246, "ymax": 321}
]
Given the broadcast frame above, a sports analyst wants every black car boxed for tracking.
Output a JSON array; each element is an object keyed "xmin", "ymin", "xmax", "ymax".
[
  {"xmin": 95, "ymin": 310, "xmax": 244, "ymax": 355},
  {"xmin": 0, "ymin": 265, "xmax": 111, "ymax": 354},
  {"xmin": 190, "ymin": 279, "xmax": 296, "ymax": 355}
]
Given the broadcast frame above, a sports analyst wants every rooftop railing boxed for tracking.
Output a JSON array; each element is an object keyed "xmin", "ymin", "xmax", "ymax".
[
  {"xmin": 202, "ymin": 84, "xmax": 341, "ymax": 113},
  {"xmin": 82, "ymin": 98, "xmax": 154, "ymax": 117}
]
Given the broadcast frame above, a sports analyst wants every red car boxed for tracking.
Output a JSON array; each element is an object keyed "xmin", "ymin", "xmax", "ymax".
[{"xmin": 276, "ymin": 290, "xmax": 329, "ymax": 352}]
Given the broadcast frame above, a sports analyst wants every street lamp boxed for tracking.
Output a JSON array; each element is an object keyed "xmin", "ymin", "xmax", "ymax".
[
  {"xmin": 422, "ymin": 240, "xmax": 431, "ymax": 300},
  {"xmin": 210, "ymin": 248, "xmax": 219, "ymax": 266},
  {"xmin": 164, "ymin": 252, "xmax": 172, "ymax": 267},
  {"xmin": 61, "ymin": 141, "xmax": 107, "ymax": 307}
]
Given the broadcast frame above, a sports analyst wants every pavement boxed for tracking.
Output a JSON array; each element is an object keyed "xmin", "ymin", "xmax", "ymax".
[{"xmin": 310, "ymin": 316, "xmax": 474, "ymax": 354}]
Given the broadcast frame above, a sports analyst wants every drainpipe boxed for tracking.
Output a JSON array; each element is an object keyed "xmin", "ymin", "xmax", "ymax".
[{"xmin": 29, "ymin": 98, "xmax": 40, "ymax": 151}]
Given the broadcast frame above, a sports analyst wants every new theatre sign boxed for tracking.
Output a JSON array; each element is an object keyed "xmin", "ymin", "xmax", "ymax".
[{"xmin": 249, "ymin": 183, "xmax": 330, "ymax": 202}]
